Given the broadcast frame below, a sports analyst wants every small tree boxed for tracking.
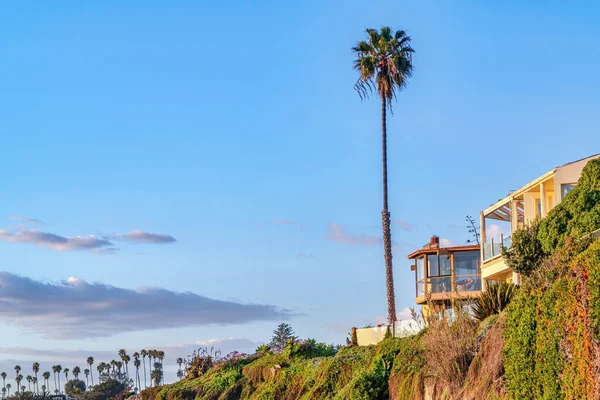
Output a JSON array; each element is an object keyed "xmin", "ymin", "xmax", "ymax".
[
  {"xmin": 502, "ymin": 218, "xmax": 546, "ymax": 276},
  {"xmin": 270, "ymin": 323, "xmax": 296, "ymax": 353},
  {"xmin": 466, "ymin": 215, "xmax": 480, "ymax": 244},
  {"xmin": 65, "ymin": 379, "xmax": 86, "ymax": 396}
]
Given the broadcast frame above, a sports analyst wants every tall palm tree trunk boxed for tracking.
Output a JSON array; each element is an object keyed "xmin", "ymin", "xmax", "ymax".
[
  {"xmin": 381, "ymin": 96, "xmax": 397, "ymax": 325},
  {"xmin": 142, "ymin": 359, "xmax": 147, "ymax": 389}
]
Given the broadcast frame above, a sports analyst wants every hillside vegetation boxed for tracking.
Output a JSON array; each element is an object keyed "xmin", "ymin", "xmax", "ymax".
[{"xmin": 141, "ymin": 159, "xmax": 600, "ymax": 399}]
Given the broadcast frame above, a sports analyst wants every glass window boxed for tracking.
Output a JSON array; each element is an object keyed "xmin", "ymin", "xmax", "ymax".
[
  {"xmin": 562, "ymin": 184, "xmax": 576, "ymax": 198},
  {"xmin": 428, "ymin": 254, "xmax": 440, "ymax": 277},
  {"xmin": 416, "ymin": 257, "xmax": 424, "ymax": 281},
  {"xmin": 440, "ymin": 255, "xmax": 451, "ymax": 276},
  {"xmin": 454, "ymin": 251, "xmax": 481, "ymax": 291},
  {"xmin": 428, "ymin": 254, "xmax": 450, "ymax": 277},
  {"xmin": 415, "ymin": 257, "xmax": 425, "ymax": 296},
  {"xmin": 536, "ymin": 199, "xmax": 542, "ymax": 217}
]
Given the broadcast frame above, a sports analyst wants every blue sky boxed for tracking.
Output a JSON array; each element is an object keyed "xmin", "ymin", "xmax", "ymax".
[{"xmin": 2, "ymin": 0, "xmax": 600, "ymax": 386}]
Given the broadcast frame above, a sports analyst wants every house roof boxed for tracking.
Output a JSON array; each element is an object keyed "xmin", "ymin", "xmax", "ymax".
[{"xmin": 407, "ymin": 244, "xmax": 480, "ymax": 260}]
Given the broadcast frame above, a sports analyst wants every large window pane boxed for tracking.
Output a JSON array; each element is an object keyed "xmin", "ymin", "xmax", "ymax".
[
  {"xmin": 454, "ymin": 251, "xmax": 480, "ymax": 275},
  {"xmin": 429, "ymin": 276, "xmax": 452, "ymax": 293},
  {"xmin": 428, "ymin": 254, "xmax": 439, "ymax": 277},
  {"xmin": 454, "ymin": 251, "xmax": 481, "ymax": 291},
  {"xmin": 440, "ymin": 255, "xmax": 451, "ymax": 276},
  {"xmin": 416, "ymin": 257, "xmax": 424, "ymax": 281}
]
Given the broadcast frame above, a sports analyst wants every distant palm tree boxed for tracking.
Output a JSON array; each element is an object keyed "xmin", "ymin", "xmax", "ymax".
[
  {"xmin": 55, "ymin": 365, "xmax": 62, "ymax": 393},
  {"xmin": 157, "ymin": 351, "xmax": 165, "ymax": 385},
  {"xmin": 6, "ymin": 384, "xmax": 11, "ymax": 397},
  {"xmin": 87, "ymin": 357, "xmax": 95, "ymax": 387},
  {"xmin": 176, "ymin": 358, "xmax": 184, "ymax": 380},
  {"xmin": 51, "ymin": 366, "xmax": 58, "ymax": 393},
  {"xmin": 147, "ymin": 351, "xmax": 154, "ymax": 387},
  {"xmin": 14, "ymin": 366, "xmax": 21, "ymax": 390},
  {"xmin": 32, "ymin": 362, "xmax": 40, "ymax": 394},
  {"xmin": 26, "ymin": 376, "xmax": 32, "ymax": 392},
  {"xmin": 84, "ymin": 369, "xmax": 90, "ymax": 387},
  {"xmin": 133, "ymin": 353, "xmax": 141, "ymax": 390},
  {"xmin": 32, "ymin": 377, "xmax": 38, "ymax": 394},
  {"xmin": 96, "ymin": 364, "xmax": 104, "ymax": 383},
  {"xmin": 73, "ymin": 366, "xmax": 81, "ymax": 381},
  {"xmin": 21, "ymin": 386, "xmax": 25, "ymax": 394},
  {"xmin": 2, "ymin": 387, "xmax": 6, "ymax": 399},
  {"xmin": 352, "ymin": 26, "xmax": 414, "ymax": 324},
  {"xmin": 140, "ymin": 350, "xmax": 148, "ymax": 389},
  {"xmin": 1, "ymin": 372, "xmax": 6, "ymax": 396},
  {"xmin": 42, "ymin": 371, "xmax": 50, "ymax": 392},
  {"xmin": 123, "ymin": 355, "xmax": 131, "ymax": 382},
  {"xmin": 15, "ymin": 375, "xmax": 22, "ymax": 394},
  {"xmin": 41, "ymin": 385, "xmax": 46, "ymax": 395}
]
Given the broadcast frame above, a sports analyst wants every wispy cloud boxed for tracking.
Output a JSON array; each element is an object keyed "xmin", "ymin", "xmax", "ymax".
[
  {"xmin": 252, "ymin": 218, "xmax": 305, "ymax": 230},
  {"xmin": 326, "ymin": 223, "xmax": 381, "ymax": 246},
  {"xmin": 0, "ymin": 272, "xmax": 296, "ymax": 340},
  {"xmin": 9, "ymin": 216, "xmax": 46, "ymax": 225},
  {"xmin": 486, "ymin": 224, "xmax": 507, "ymax": 241},
  {"xmin": 272, "ymin": 218, "xmax": 305, "ymax": 230},
  {"xmin": 107, "ymin": 230, "xmax": 176, "ymax": 244},
  {"xmin": 394, "ymin": 220, "xmax": 415, "ymax": 232},
  {"xmin": 296, "ymin": 252, "xmax": 316, "ymax": 259},
  {"xmin": 439, "ymin": 238, "xmax": 457, "ymax": 248},
  {"xmin": 0, "ymin": 229, "xmax": 113, "ymax": 252}
]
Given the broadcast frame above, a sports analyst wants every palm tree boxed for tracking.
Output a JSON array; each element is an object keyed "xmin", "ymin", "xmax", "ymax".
[
  {"xmin": 73, "ymin": 366, "xmax": 81, "ymax": 381},
  {"xmin": 352, "ymin": 26, "xmax": 414, "ymax": 324},
  {"xmin": 176, "ymin": 358, "xmax": 184, "ymax": 380},
  {"xmin": 63, "ymin": 368, "xmax": 69, "ymax": 384},
  {"xmin": 14, "ymin": 366, "xmax": 21, "ymax": 389},
  {"xmin": 43, "ymin": 371, "xmax": 50, "ymax": 392},
  {"xmin": 6, "ymin": 384, "xmax": 11, "ymax": 397},
  {"xmin": 96, "ymin": 364, "xmax": 104, "ymax": 383},
  {"xmin": 1, "ymin": 372, "xmax": 6, "ymax": 396},
  {"xmin": 147, "ymin": 351, "xmax": 154, "ymax": 387},
  {"xmin": 84, "ymin": 369, "xmax": 90, "ymax": 387},
  {"xmin": 2, "ymin": 387, "xmax": 6, "ymax": 400},
  {"xmin": 55, "ymin": 365, "xmax": 62, "ymax": 393},
  {"xmin": 156, "ymin": 351, "xmax": 165, "ymax": 385},
  {"xmin": 140, "ymin": 350, "xmax": 148, "ymax": 389},
  {"xmin": 133, "ymin": 353, "xmax": 141, "ymax": 390},
  {"xmin": 42, "ymin": 385, "xmax": 46, "ymax": 395},
  {"xmin": 32, "ymin": 362, "xmax": 40, "ymax": 394},
  {"xmin": 32, "ymin": 377, "xmax": 38, "ymax": 394},
  {"xmin": 86, "ymin": 357, "xmax": 94, "ymax": 387},
  {"xmin": 123, "ymin": 355, "xmax": 131, "ymax": 382},
  {"xmin": 15, "ymin": 375, "xmax": 22, "ymax": 394},
  {"xmin": 26, "ymin": 376, "xmax": 32, "ymax": 392}
]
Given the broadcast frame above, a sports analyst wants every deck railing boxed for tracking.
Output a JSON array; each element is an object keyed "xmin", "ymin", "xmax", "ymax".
[{"xmin": 483, "ymin": 234, "xmax": 512, "ymax": 261}]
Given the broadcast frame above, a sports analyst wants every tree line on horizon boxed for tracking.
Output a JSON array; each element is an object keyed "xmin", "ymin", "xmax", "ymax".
[{"xmin": 1, "ymin": 349, "xmax": 167, "ymax": 399}]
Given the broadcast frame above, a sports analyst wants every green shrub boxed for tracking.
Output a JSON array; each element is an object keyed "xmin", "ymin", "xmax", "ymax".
[
  {"xmin": 503, "ymin": 290, "xmax": 538, "ymax": 400},
  {"xmin": 472, "ymin": 282, "xmax": 518, "ymax": 321},
  {"xmin": 502, "ymin": 219, "xmax": 547, "ymax": 275},
  {"xmin": 538, "ymin": 159, "xmax": 600, "ymax": 252}
]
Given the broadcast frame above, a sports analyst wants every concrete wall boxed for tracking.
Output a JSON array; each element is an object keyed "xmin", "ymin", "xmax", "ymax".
[{"xmin": 355, "ymin": 320, "xmax": 421, "ymax": 346}]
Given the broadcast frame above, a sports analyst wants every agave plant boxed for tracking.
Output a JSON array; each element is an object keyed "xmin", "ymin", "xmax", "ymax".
[{"xmin": 472, "ymin": 282, "xmax": 518, "ymax": 321}]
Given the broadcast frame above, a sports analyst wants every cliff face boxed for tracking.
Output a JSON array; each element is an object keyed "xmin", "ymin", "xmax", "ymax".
[{"xmin": 140, "ymin": 161, "xmax": 600, "ymax": 400}]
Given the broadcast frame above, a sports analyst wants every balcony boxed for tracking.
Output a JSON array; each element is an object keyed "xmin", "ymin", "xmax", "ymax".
[{"xmin": 482, "ymin": 234, "xmax": 512, "ymax": 261}]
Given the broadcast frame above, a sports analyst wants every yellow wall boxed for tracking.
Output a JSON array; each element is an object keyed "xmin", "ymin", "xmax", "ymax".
[{"xmin": 356, "ymin": 326, "xmax": 388, "ymax": 346}]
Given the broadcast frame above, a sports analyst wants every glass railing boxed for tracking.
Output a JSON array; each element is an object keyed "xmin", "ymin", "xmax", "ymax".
[
  {"xmin": 416, "ymin": 281, "xmax": 425, "ymax": 297},
  {"xmin": 483, "ymin": 234, "xmax": 512, "ymax": 261}
]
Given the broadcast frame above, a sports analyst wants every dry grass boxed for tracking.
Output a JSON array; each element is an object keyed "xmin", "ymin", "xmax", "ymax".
[
  {"xmin": 460, "ymin": 314, "xmax": 507, "ymax": 400},
  {"xmin": 422, "ymin": 304, "xmax": 478, "ymax": 397}
]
